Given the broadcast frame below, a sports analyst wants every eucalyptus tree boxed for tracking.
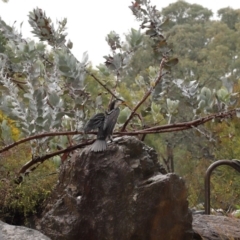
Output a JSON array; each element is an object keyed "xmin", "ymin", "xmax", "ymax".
[{"xmin": 218, "ymin": 7, "xmax": 240, "ymax": 30}]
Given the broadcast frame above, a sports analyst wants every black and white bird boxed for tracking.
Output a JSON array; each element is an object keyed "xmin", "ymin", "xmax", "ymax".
[{"xmin": 84, "ymin": 99, "xmax": 125, "ymax": 152}]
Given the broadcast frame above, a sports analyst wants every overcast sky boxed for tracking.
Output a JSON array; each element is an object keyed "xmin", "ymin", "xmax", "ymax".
[{"xmin": 0, "ymin": 0, "xmax": 240, "ymax": 66}]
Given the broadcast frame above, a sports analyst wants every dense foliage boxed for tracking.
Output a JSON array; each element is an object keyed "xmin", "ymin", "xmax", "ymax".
[{"xmin": 0, "ymin": 0, "xmax": 240, "ymax": 223}]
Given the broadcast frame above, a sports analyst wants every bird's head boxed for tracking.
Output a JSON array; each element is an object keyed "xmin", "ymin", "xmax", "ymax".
[{"xmin": 109, "ymin": 99, "xmax": 126, "ymax": 110}]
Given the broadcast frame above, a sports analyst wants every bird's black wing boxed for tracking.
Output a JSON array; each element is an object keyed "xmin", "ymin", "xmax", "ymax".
[
  {"xmin": 103, "ymin": 108, "xmax": 120, "ymax": 136},
  {"xmin": 84, "ymin": 113, "xmax": 105, "ymax": 133}
]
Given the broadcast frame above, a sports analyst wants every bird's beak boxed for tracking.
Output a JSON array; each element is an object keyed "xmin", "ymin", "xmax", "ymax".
[{"xmin": 121, "ymin": 101, "xmax": 127, "ymax": 106}]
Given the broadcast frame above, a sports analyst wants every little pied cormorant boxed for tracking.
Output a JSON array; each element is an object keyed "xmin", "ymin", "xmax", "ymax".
[{"xmin": 84, "ymin": 99, "xmax": 125, "ymax": 152}]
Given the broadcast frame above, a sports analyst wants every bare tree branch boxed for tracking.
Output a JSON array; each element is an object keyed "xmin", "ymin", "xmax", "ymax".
[
  {"xmin": 118, "ymin": 109, "xmax": 236, "ymax": 135},
  {"xmin": 0, "ymin": 130, "xmax": 85, "ymax": 153},
  {"xmin": 121, "ymin": 58, "xmax": 167, "ymax": 131},
  {"xmin": 86, "ymin": 70, "xmax": 143, "ymax": 123},
  {"xmin": 0, "ymin": 108, "xmax": 236, "ymax": 154},
  {"xmin": 86, "ymin": 70, "xmax": 119, "ymax": 99},
  {"xmin": 15, "ymin": 139, "xmax": 94, "ymax": 184}
]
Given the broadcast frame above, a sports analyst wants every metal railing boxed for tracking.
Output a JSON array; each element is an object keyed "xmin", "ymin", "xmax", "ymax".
[{"xmin": 204, "ymin": 159, "xmax": 240, "ymax": 214}]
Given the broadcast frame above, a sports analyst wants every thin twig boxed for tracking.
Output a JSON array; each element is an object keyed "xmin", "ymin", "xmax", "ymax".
[
  {"xmin": 15, "ymin": 139, "xmax": 94, "ymax": 184},
  {"xmin": 121, "ymin": 58, "xmax": 167, "ymax": 131},
  {"xmin": 190, "ymin": 125, "xmax": 216, "ymax": 142},
  {"xmin": 0, "ymin": 130, "xmax": 84, "ymax": 153},
  {"xmin": 109, "ymin": 72, "xmax": 120, "ymax": 105},
  {"xmin": 86, "ymin": 70, "xmax": 119, "ymax": 99},
  {"xmin": 86, "ymin": 70, "xmax": 143, "ymax": 123}
]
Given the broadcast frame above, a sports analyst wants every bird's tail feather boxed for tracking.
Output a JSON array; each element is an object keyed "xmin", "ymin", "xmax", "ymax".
[{"xmin": 90, "ymin": 140, "xmax": 107, "ymax": 152}]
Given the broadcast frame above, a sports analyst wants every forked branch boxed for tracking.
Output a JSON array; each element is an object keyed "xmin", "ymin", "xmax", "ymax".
[{"xmin": 121, "ymin": 58, "xmax": 167, "ymax": 131}]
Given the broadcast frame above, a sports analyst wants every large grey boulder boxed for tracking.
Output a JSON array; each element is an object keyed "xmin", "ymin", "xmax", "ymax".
[
  {"xmin": 36, "ymin": 136, "xmax": 193, "ymax": 240},
  {"xmin": 193, "ymin": 214, "xmax": 240, "ymax": 240},
  {"xmin": 0, "ymin": 220, "xmax": 50, "ymax": 240}
]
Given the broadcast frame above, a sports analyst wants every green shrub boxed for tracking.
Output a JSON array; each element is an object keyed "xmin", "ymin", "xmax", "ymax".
[{"xmin": 0, "ymin": 144, "xmax": 58, "ymax": 225}]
